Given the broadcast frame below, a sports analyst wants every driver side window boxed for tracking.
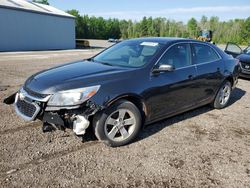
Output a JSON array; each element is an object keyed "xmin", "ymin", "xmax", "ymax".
[{"xmin": 158, "ymin": 43, "xmax": 191, "ymax": 69}]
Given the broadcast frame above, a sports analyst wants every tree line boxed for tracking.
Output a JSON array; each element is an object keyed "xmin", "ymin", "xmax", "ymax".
[{"xmin": 67, "ymin": 10, "xmax": 250, "ymax": 45}]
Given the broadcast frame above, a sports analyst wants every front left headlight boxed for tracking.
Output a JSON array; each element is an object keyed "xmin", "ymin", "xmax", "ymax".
[{"xmin": 47, "ymin": 85, "xmax": 100, "ymax": 106}]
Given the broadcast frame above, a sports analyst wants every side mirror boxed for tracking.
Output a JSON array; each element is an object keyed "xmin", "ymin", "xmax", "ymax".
[{"xmin": 153, "ymin": 64, "xmax": 174, "ymax": 73}]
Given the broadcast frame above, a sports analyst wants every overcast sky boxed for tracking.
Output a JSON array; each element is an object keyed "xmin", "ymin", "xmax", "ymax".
[{"xmin": 50, "ymin": 0, "xmax": 250, "ymax": 22}]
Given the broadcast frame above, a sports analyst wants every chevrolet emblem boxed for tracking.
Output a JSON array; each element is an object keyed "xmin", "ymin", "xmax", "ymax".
[{"xmin": 19, "ymin": 92, "xmax": 25, "ymax": 100}]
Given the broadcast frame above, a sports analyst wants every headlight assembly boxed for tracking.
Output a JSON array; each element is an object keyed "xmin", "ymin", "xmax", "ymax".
[{"xmin": 47, "ymin": 85, "xmax": 100, "ymax": 106}]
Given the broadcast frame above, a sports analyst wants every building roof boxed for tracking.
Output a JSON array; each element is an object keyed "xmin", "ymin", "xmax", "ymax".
[{"xmin": 0, "ymin": 0, "xmax": 75, "ymax": 18}]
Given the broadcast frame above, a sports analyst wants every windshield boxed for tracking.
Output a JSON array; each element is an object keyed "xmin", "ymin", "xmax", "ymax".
[
  {"xmin": 244, "ymin": 46, "xmax": 250, "ymax": 55},
  {"xmin": 93, "ymin": 40, "xmax": 164, "ymax": 68}
]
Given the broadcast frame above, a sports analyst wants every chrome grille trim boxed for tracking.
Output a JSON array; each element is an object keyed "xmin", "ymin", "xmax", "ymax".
[
  {"xmin": 24, "ymin": 87, "xmax": 49, "ymax": 98},
  {"xmin": 20, "ymin": 87, "xmax": 51, "ymax": 102},
  {"xmin": 240, "ymin": 62, "xmax": 250, "ymax": 72},
  {"xmin": 14, "ymin": 93, "xmax": 41, "ymax": 121}
]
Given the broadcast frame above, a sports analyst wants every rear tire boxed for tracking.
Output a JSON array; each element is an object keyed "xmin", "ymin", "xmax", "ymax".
[
  {"xmin": 93, "ymin": 100, "xmax": 142, "ymax": 147},
  {"xmin": 212, "ymin": 81, "xmax": 232, "ymax": 109}
]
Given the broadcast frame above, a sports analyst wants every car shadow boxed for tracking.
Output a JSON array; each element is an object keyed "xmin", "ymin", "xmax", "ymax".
[
  {"xmin": 135, "ymin": 87, "xmax": 246, "ymax": 144},
  {"xmin": 239, "ymin": 77, "xmax": 250, "ymax": 81},
  {"xmin": 82, "ymin": 87, "xmax": 246, "ymax": 144},
  {"xmin": 227, "ymin": 87, "xmax": 246, "ymax": 106}
]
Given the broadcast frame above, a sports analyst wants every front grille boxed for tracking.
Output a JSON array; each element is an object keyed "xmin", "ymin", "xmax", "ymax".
[
  {"xmin": 14, "ymin": 94, "xmax": 40, "ymax": 121},
  {"xmin": 241, "ymin": 62, "xmax": 250, "ymax": 71},
  {"xmin": 24, "ymin": 87, "xmax": 49, "ymax": 99},
  {"xmin": 16, "ymin": 98, "xmax": 37, "ymax": 118}
]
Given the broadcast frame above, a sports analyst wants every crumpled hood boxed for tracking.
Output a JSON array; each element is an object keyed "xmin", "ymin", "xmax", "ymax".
[
  {"xmin": 237, "ymin": 54, "xmax": 250, "ymax": 63},
  {"xmin": 24, "ymin": 60, "xmax": 133, "ymax": 94}
]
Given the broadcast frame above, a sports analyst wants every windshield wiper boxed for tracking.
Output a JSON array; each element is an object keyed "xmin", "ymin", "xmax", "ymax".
[
  {"xmin": 99, "ymin": 62, "xmax": 114, "ymax": 66},
  {"xmin": 87, "ymin": 58, "xmax": 94, "ymax": 62},
  {"xmin": 87, "ymin": 58, "xmax": 113, "ymax": 66}
]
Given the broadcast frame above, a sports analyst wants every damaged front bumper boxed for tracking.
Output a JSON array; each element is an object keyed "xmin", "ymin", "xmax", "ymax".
[{"xmin": 4, "ymin": 87, "xmax": 102, "ymax": 135}]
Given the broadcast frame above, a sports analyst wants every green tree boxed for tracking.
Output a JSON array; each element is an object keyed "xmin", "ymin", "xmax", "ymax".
[
  {"xmin": 140, "ymin": 17, "xmax": 149, "ymax": 37},
  {"xmin": 32, "ymin": 0, "xmax": 49, "ymax": 5},
  {"xmin": 209, "ymin": 16, "xmax": 219, "ymax": 31},
  {"xmin": 67, "ymin": 10, "xmax": 84, "ymax": 39},
  {"xmin": 187, "ymin": 18, "xmax": 198, "ymax": 37},
  {"xmin": 200, "ymin": 15, "xmax": 208, "ymax": 30},
  {"xmin": 64, "ymin": 11, "xmax": 249, "ymax": 44},
  {"xmin": 241, "ymin": 17, "xmax": 250, "ymax": 44},
  {"xmin": 127, "ymin": 20, "xmax": 134, "ymax": 38},
  {"xmin": 119, "ymin": 20, "xmax": 129, "ymax": 39}
]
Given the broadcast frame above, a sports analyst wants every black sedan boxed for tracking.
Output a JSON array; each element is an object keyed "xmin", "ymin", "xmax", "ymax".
[
  {"xmin": 225, "ymin": 42, "xmax": 250, "ymax": 78},
  {"xmin": 4, "ymin": 38, "xmax": 240, "ymax": 147}
]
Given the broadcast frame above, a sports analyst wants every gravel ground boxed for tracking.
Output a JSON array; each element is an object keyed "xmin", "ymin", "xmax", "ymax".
[{"xmin": 0, "ymin": 45, "xmax": 250, "ymax": 187}]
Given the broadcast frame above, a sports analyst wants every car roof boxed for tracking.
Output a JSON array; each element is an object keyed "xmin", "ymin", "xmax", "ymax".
[
  {"xmin": 127, "ymin": 37, "xmax": 197, "ymax": 44},
  {"xmin": 126, "ymin": 37, "xmax": 228, "ymax": 59}
]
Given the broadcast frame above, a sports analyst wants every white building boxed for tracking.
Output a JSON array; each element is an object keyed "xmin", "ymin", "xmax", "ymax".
[{"xmin": 0, "ymin": 0, "xmax": 75, "ymax": 51}]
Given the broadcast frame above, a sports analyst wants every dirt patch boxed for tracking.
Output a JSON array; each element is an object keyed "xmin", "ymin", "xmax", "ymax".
[
  {"xmin": 0, "ymin": 85, "xmax": 10, "ymax": 92},
  {"xmin": 231, "ymin": 127, "xmax": 250, "ymax": 138},
  {"xmin": 169, "ymin": 158, "xmax": 185, "ymax": 169}
]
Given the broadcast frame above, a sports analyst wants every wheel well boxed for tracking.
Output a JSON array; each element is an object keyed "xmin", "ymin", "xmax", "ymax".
[
  {"xmin": 226, "ymin": 76, "xmax": 234, "ymax": 87},
  {"xmin": 108, "ymin": 96, "xmax": 147, "ymax": 122}
]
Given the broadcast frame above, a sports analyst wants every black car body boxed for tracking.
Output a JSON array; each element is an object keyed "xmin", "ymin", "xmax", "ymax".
[
  {"xmin": 224, "ymin": 42, "xmax": 250, "ymax": 78},
  {"xmin": 4, "ymin": 38, "xmax": 240, "ymax": 146}
]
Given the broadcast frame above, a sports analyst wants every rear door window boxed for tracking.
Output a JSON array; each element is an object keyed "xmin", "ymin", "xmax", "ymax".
[{"xmin": 193, "ymin": 44, "xmax": 220, "ymax": 64}]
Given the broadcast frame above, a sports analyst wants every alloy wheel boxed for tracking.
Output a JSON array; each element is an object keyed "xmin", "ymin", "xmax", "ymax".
[
  {"xmin": 219, "ymin": 84, "xmax": 231, "ymax": 105},
  {"xmin": 104, "ymin": 109, "xmax": 136, "ymax": 142}
]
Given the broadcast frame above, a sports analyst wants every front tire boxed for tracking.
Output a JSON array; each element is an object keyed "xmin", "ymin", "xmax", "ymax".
[
  {"xmin": 93, "ymin": 100, "xmax": 142, "ymax": 147},
  {"xmin": 212, "ymin": 81, "xmax": 232, "ymax": 109}
]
